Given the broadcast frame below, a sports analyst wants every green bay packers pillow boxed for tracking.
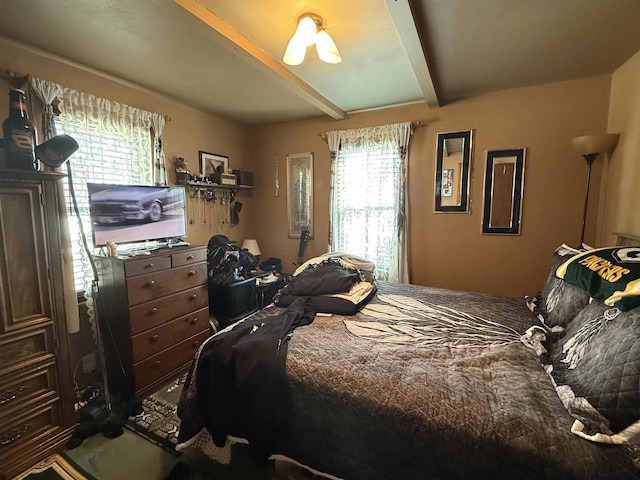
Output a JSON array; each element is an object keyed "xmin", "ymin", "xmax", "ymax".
[{"xmin": 556, "ymin": 247, "xmax": 640, "ymax": 311}]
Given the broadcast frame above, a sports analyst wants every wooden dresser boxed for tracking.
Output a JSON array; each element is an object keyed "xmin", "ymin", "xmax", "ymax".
[
  {"xmin": 95, "ymin": 246, "xmax": 209, "ymax": 402},
  {"xmin": 0, "ymin": 170, "xmax": 76, "ymax": 480}
]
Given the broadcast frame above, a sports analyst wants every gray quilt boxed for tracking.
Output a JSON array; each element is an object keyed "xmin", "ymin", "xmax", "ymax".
[{"xmin": 180, "ymin": 281, "xmax": 640, "ymax": 479}]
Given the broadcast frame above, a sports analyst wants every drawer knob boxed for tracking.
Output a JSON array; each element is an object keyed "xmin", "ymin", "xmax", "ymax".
[
  {"xmin": 187, "ymin": 255, "xmax": 194, "ymax": 260},
  {"xmin": 146, "ymin": 263, "xmax": 154, "ymax": 268},
  {"xmin": 188, "ymin": 270, "xmax": 196, "ymax": 276},
  {"xmin": 153, "ymin": 360, "xmax": 161, "ymax": 367},
  {"xmin": 190, "ymin": 294, "xmax": 197, "ymax": 300},
  {"xmin": 146, "ymin": 280, "xmax": 155, "ymax": 287},
  {"xmin": 150, "ymin": 334, "xmax": 159, "ymax": 342},
  {"xmin": 192, "ymin": 340, "xmax": 201, "ymax": 348},
  {"xmin": 190, "ymin": 318, "xmax": 198, "ymax": 325}
]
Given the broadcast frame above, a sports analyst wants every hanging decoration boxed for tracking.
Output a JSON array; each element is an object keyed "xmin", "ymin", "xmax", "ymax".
[{"xmin": 275, "ymin": 155, "xmax": 280, "ymax": 197}]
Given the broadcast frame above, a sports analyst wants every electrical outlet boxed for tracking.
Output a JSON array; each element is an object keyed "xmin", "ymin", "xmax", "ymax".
[{"xmin": 82, "ymin": 353, "xmax": 97, "ymax": 373}]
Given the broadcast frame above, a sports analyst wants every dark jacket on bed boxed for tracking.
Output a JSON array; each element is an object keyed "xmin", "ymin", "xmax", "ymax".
[{"xmin": 195, "ymin": 298, "xmax": 316, "ymax": 459}]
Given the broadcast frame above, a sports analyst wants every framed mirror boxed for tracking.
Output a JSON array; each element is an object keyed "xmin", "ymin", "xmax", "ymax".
[
  {"xmin": 287, "ymin": 152, "xmax": 314, "ymax": 238},
  {"xmin": 481, "ymin": 148, "xmax": 526, "ymax": 235},
  {"xmin": 435, "ymin": 130, "xmax": 473, "ymax": 212}
]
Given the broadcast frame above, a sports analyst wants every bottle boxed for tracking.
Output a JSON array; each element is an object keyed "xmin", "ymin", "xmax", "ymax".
[{"xmin": 3, "ymin": 89, "xmax": 38, "ymax": 170}]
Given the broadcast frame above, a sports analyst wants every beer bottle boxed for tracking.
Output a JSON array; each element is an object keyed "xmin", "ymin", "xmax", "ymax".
[{"xmin": 3, "ymin": 89, "xmax": 38, "ymax": 170}]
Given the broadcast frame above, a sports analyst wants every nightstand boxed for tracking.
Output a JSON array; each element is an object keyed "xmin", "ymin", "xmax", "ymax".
[{"xmin": 255, "ymin": 272, "xmax": 285, "ymax": 308}]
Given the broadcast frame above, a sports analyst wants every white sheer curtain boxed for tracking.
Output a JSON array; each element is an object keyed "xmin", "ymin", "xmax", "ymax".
[
  {"xmin": 151, "ymin": 113, "xmax": 167, "ymax": 186},
  {"xmin": 51, "ymin": 86, "xmax": 154, "ymax": 341},
  {"xmin": 327, "ymin": 122, "xmax": 412, "ymax": 283},
  {"xmin": 30, "ymin": 77, "xmax": 81, "ymax": 334}
]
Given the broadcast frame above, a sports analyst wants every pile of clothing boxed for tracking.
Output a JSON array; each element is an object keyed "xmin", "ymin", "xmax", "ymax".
[{"xmin": 275, "ymin": 253, "xmax": 377, "ymax": 315}]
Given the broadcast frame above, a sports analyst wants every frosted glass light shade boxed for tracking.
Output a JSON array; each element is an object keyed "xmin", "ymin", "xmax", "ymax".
[
  {"xmin": 242, "ymin": 239, "xmax": 261, "ymax": 256},
  {"xmin": 283, "ymin": 34, "xmax": 307, "ymax": 65},
  {"xmin": 283, "ymin": 13, "xmax": 341, "ymax": 65},
  {"xmin": 315, "ymin": 30, "xmax": 342, "ymax": 64},
  {"xmin": 296, "ymin": 16, "xmax": 318, "ymax": 46}
]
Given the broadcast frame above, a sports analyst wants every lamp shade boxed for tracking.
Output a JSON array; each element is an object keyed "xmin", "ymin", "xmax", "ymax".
[
  {"xmin": 283, "ymin": 12, "xmax": 341, "ymax": 65},
  {"xmin": 35, "ymin": 134, "xmax": 79, "ymax": 168},
  {"xmin": 315, "ymin": 30, "xmax": 342, "ymax": 64},
  {"xmin": 571, "ymin": 134, "xmax": 619, "ymax": 156},
  {"xmin": 242, "ymin": 239, "xmax": 261, "ymax": 256},
  {"xmin": 283, "ymin": 33, "xmax": 307, "ymax": 66}
]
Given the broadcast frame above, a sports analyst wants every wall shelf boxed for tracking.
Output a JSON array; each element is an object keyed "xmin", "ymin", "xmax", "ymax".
[{"xmin": 181, "ymin": 181, "xmax": 254, "ymax": 191}]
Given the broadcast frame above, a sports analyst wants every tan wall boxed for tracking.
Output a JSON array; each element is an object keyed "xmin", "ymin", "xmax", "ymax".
[
  {"xmin": 598, "ymin": 49, "xmax": 640, "ymax": 245},
  {"xmin": 247, "ymin": 75, "xmax": 612, "ymax": 297},
  {"xmin": 0, "ymin": 38, "xmax": 252, "ymax": 378},
  {"xmin": 0, "ymin": 36, "xmax": 617, "ymax": 299},
  {"xmin": 0, "ymin": 37, "xmax": 253, "ymax": 247}
]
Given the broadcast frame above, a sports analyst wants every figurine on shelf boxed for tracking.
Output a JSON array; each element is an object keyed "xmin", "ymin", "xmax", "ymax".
[{"xmin": 175, "ymin": 156, "xmax": 191, "ymax": 184}]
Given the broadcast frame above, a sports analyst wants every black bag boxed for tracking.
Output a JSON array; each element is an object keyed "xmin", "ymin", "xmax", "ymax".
[
  {"xmin": 260, "ymin": 257, "xmax": 282, "ymax": 273},
  {"xmin": 207, "ymin": 235, "xmax": 257, "ymax": 286}
]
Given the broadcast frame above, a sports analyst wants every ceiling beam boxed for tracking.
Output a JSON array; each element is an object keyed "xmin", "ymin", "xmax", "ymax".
[
  {"xmin": 385, "ymin": 0, "xmax": 440, "ymax": 108},
  {"xmin": 174, "ymin": 0, "xmax": 346, "ymax": 120}
]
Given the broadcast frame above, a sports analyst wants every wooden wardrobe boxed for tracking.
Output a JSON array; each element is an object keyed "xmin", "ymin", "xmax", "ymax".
[{"xmin": 0, "ymin": 170, "xmax": 76, "ymax": 479}]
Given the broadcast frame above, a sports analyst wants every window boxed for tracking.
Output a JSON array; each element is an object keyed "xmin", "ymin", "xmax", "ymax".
[
  {"xmin": 333, "ymin": 147, "xmax": 401, "ymax": 281},
  {"xmin": 54, "ymin": 89, "xmax": 153, "ymax": 292},
  {"xmin": 328, "ymin": 123, "xmax": 411, "ymax": 283}
]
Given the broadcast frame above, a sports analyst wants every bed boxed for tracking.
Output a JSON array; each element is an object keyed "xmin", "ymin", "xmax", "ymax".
[{"xmin": 176, "ymin": 248, "xmax": 640, "ymax": 479}]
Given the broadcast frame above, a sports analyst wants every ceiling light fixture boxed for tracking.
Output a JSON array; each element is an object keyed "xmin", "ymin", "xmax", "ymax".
[{"xmin": 283, "ymin": 13, "xmax": 341, "ymax": 66}]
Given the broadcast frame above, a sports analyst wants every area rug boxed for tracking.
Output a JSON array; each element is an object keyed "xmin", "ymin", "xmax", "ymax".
[
  {"xmin": 125, "ymin": 374, "xmax": 187, "ymax": 455},
  {"xmin": 14, "ymin": 453, "xmax": 96, "ymax": 480}
]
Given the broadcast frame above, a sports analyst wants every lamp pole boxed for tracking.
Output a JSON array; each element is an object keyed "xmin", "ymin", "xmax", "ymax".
[{"xmin": 580, "ymin": 153, "xmax": 598, "ymax": 245}]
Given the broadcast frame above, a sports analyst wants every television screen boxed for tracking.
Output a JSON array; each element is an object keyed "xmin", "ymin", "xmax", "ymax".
[{"xmin": 88, "ymin": 183, "xmax": 187, "ymax": 247}]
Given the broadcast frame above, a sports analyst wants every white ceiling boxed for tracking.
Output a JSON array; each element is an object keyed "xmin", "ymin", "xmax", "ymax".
[{"xmin": 1, "ymin": 0, "xmax": 639, "ymax": 126}]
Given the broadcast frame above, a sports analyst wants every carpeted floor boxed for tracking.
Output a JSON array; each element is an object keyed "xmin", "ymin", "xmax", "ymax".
[{"xmin": 64, "ymin": 375, "xmax": 289, "ymax": 480}]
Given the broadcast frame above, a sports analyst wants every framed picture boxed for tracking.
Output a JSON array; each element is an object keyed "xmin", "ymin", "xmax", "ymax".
[
  {"xmin": 287, "ymin": 152, "xmax": 313, "ymax": 239},
  {"xmin": 441, "ymin": 169, "xmax": 454, "ymax": 197},
  {"xmin": 199, "ymin": 151, "xmax": 229, "ymax": 176}
]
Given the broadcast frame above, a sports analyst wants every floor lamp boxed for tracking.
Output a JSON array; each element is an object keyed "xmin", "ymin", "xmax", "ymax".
[
  {"xmin": 570, "ymin": 133, "xmax": 619, "ymax": 245},
  {"xmin": 37, "ymin": 134, "xmax": 127, "ymax": 441}
]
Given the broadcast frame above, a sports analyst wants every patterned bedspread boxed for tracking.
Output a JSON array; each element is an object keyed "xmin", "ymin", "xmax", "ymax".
[{"xmin": 178, "ymin": 281, "xmax": 640, "ymax": 479}]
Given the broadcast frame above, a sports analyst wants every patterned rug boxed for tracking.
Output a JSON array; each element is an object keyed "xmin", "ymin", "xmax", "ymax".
[
  {"xmin": 14, "ymin": 453, "xmax": 96, "ymax": 480},
  {"xmin": 126, "ymin": 374, "xmax": 187, "ymax": 454}
]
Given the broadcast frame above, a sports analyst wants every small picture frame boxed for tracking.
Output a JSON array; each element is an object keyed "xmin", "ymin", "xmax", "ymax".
[
  {"xmin": 199, "ymin": 151, "xmax": 229, "ymax": 176},
  {"xmin": 441, "ymin": 169, "xmax": 454, "ymax": 197},
  {"xmin": 287, "ymin": 152, "xmax": 313, "ymax": 239}
]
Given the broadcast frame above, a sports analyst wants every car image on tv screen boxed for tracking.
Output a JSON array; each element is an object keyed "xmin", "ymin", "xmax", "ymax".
[
  {"xmin": 88, "ymin": 184, "xmax": 187, "ymax": 247},
  {"xmin": 90, "ymin": 186, "xmax": 183, "ymax": 224}
]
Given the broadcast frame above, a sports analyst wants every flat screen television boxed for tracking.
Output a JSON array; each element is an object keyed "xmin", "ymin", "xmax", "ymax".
[{"xmin": 87, "ymin": 183, "xmax": 187, "ymax": 247}]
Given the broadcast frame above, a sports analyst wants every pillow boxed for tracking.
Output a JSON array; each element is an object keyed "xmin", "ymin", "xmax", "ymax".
[
  {"xmin": 281, "ymin": 260, "xmax": 361, "ymax": 296},
  {"xmin": 276, "ymin": 281, "xmax": 376, "ymax": 315},
  {"xmin": 556, "ymin": 246, "xmax": 640, "ymax": 312},
  {"xmin": 540, "ymin": 301, "xmax": 640, "ymax": 443},
  {"xmin": 525, "ymin": 244, "xmax": 590, "ymax": 331}
]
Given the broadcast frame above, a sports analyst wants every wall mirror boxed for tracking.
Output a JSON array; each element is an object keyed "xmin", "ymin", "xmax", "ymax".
[
  {"xmin": 287, "ymin": 152, "xmax": 314, "ymax": 238},
  {"xmin": 434, "ymin": 130, "xmax": 473, "ymax": 212},
  {"xmin": 481, "ymin": 148, "xmax": 526, "ymax": 235}
]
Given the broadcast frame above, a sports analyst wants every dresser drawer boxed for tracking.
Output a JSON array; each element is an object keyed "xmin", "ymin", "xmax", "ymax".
[
  {"xmin": 0, "ymin": 362, "xmax": 57, "ymax": 419},
  {"xmin": 124, "ymin": 256, "xmax": 172, "ymax": 277},
  {"xmin": 131, "ymin": 307, "xmax": 209, "ymax": 362},
  {"xmin": 126, "ymin": 263, "xmax": 207, "ymax": 305},
  {"xmin": 128, "ymin": 285, "xmax": 208, "ymax": 335},
  {"xmin": 0, "ymin": 325, "xmax": 55, "ymax": 375},
  {"xmin": 133, "ymin": 331, "xmax": 209, "ymax": 390},
  {"xmin": 172, "ymin": 248, "xmax": 206, "ymax": 267},
  {"xmin": 0, "ymin": 398, "xmax": 61, "ymax": 462}
]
